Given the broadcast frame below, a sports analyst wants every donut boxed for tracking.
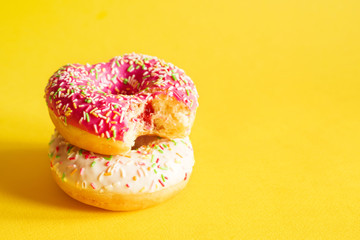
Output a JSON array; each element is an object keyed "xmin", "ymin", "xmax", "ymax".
[
  {"xmin": 48, "ymin": 130, "xmax": 195, "ymax": 211},
  {"xmin": 45, "ymin": 53, "xmax": 199, "ymax": 155}
]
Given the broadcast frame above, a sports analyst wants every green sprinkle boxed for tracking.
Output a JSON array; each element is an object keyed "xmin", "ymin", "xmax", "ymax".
[
  {"xmin": 123, "ymin": 78, "xmax": 129, "ymax": 84},
  {"xmin": 81, "ymin": 90, "xmax": 86, "ymax": 96},
  {"xmin": 85, "ymin": 112, "xmax": 90, "ymax": 122},
  {"xmin": 71, "ymin": 89, "xmax": 74, "ymax": 93},
  {"xmin": 151, "ymin": 155, "xmax": 155, "ymax": 163},
  {"xmin": 172, "ymin": 74, "xmax": 177, "ymax": 81},
  {"xmin": 111, "ymin": 75, "xmax": 117, "ymax": 81},
  {"xmin": 64, "ymin": 116, "xmax": 67, "ymax": 124},
  {"xmin": 91, "ymin": 161, "xmax": 96, "ymax": 167},
  {"xmin": 116, "ymin": 60, "xmax": 120, "ymax": 67},
  {"xmin": 69, "ymin": 83, "xmax": 74, "ymax": 86},
  {"xmin": 79, "ymin": 149, "xmax": 83, "ymax": 156},
  {"xmin": 171, "ymin": 140, "xmax": 177, "ymax": 145},
  {"xmin": 155, "ymin": 146, "xmax": 164, "ymax": 154},
  {"xmin": 85, "ymin": 99, "xmax": 92, "ymax": 103},
  {"xmin": 127, "ymin": 65, "xmax": 134, "ymax": 72},
  {"xmin": 113, "ymin": 129, "xmax": 117, "ymax": 138},
  {"xmin": 56, "ymin": 155, "xmax": 60, "ymax": 158},
  {"xmin": 67, "ymin": 145, "xmax": 73, "ymax": 153},
  {"xmin": 160, "ymin": 166, "xmax": 169, "ymax": 170},
  {"xmin": 151, "ymin": 163, "xmax": 156, "ymax": 168},
  {"xmin": 48, "ymin": 139, "xmax": 55, "ymax": 145},
  {"xmin": 143, "ymin": 75, "xmax": 150, "ymax": 79},
  {"xmin": 62, "ymin": 173, "xmax": 66, "ymax": 182},
  {"xmin": 53, "ymin": 87, "xmax": 63, "ymax": 99},
  {"xmin": 161, "ymin": 174, "xmax": 165, "ymax": 182},
  {"xmin": 136, "ymin": 65, "xmax": 140, "ymax": 69},
  {"xmin": 142, "ymin": 64, "xmax": 146, "ymax": 70},
  {"xmin": 154, "ymin": 169, "xmax": 157, "ymax": 174},
  {"xmin": 95, "ymin": 72, "xmax": 98, "ymax": 79},
  {"xmin": 113, "ymin": 104, "xmax": 118, "ymax": 109},
  {"xmin": 162, "ymin": 144, "xmax": 168, "ymax": 149},
  {"xmin": 104, "ymin": 155, "xmax": 112, "ymax": 160},
  {"xmin": 49, "ymin": 152, "xmax": 54, "ymax": 158},
  {"xmin": 186, "ymin": 89, "xmax": 190, "ymax": 96}
]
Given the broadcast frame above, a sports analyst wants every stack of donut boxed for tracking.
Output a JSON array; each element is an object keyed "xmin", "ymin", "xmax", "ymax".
[{"xmin": 45, "ymin": 53, "xmax": 198, "ymax": 211}]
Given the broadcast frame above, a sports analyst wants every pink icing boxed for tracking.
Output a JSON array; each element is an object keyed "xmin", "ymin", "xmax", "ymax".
[{"xmin": 45, "ymin": 53, "xmax": 199, "ymax": 141}]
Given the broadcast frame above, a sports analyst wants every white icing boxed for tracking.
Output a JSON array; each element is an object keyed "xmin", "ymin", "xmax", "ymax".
[{"xmin": 49, "ymin": 131, "xmax": 194, "ymax": 194}]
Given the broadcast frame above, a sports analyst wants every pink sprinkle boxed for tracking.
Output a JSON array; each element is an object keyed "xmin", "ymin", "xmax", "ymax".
[
  {"xmin": 125, "ymin": 184, "xmax": 130, "ymax": 188},
  {"xmin": 184, "ymin": 173, "xmax": 187, "ymax": 181},
  {"xmin": 80, "ymin": 168, "xmax": 85, "ymax": 175},
  {"xmin": 90, "ymin": 183, "xmax": 96, "ymax": 189},
  {"xmin": 68, "ymin": 157, "xmax": 75, "ymax": 160},
  {"xmin": 105, "ymin": 161, "xmax": 110, "ymax": 166},
  {"xmin": 156, "ymin": 158, "xmax": 159, "ymax": 163},
  {"xmin": 158, "ymin": 179, "xmax": 165, "ymax": 187}
]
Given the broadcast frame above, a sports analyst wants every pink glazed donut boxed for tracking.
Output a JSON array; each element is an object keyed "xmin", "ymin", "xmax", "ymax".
[{"xmin": 45, "ymin": 53, "xmax": 198, "ymax": 155}]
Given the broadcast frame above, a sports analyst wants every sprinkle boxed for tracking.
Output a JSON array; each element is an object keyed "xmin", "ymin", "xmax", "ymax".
[
  {"xmin": 123, "ymin": 78, "xmax": 129, "ymax": 84},
  {"xmin": 172, "ymin": 74, "xmax": 177, "ymax": 81},
  {"xmin": 186, "ymin": 89, "xmax": 190, "ymax": 96},
  {"xmin": 70, "ymin": 168, "xmax": 77, "ymax": 175},
  {"xmin": 127, "ymin": 65, "xmax": 134, "ymax": 72},
  {"xmin": 104, "ymin": 155, "xmax": 112, "ymax": 160},
  {"xmin": 158, "ymin": 179, "xmax": 165, "ymax": 187},
  {"xmin": 104, "ymin": 172, "xmax": 111, "ymax": 176},
  {"xmin": 154, "ymin": 169, "xmax": 157, "ymax": 174},
  {"xmin": 68, "ymin": 157, "xmax": 75, "ymax": 160},
  {"xmin": 161, "ymin": 174, "xmax": 165, "ymax": 182},
  {"xmin": 116, "ymin": 60, "xmax": 120, "ymax": 67},
  {"xmin": 125, "ymin": 184, "xmax": 130, "ymax": 188},
  {"xmin": 139, "ymin": 187, "xmax": 145, "ymax": 192},
  {"xmin": 90, "ymin": 183, "xmax": 96, "ymax": 189},
  {"xmin": 48, "ymin": 138, "xmax": 55, "ymax": 145},
  {"xmin": 90, "ymin": 161, "xmax": 96, "ymax": 167},
  {"xmin": 85, "ymin": 112, "xmax": 90, "ymax": 122},
  {"xmin": 132, "ymin": 176, "xmax": 137, "ymax": 181},
  {"xmin": 105, "ymin": 161, "xmax": 110, "ymax": 166},
  {"xmin": 95, "ymin": 72, "xmax": 98, "ymax": 79},
  {"xmin": 80, "ymin": 168, "xmax": 85, "ymax": 175},
  {"xmin": 79, "ymin": 149, "xmax": 83, "ymax": 155},
  {"xmin": 160, "ymin": 166, "xmax": 168, "ymax": 170},
  {"xmin": 62, "ymin": 173, "xmax": 66, "ymax": 182},
  {"xmin": 171, "ymin": 140, "xmax": 177, "ymax": 145},
  {"xmin": 176, "ymin": 153, "xmax": 183, "ymax": 158},
  {"xmin": 184, "ymin": 172, "xmax": 187, "ymax": 181},
  {"xmin": 67, "ymin": 145, "xmax": 73, "ymax": 153},
  {"xmin": 156, "ymin": 147, "xmax": 164, "ymax": 154}
]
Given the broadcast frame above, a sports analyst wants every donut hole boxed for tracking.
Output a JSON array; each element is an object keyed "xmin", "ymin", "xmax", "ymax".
[{"xmin": 103, "ymin": 69, "xmax": 157, "ymax": 96}]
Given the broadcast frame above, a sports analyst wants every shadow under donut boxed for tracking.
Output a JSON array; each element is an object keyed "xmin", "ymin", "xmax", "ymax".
[{"xmin": 0, "ymin": 143, "xmax": 103, "ymax": 213}]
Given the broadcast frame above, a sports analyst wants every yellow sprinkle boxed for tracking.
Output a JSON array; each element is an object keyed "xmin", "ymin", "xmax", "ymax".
[
  {"xmin": 104, "ymin": 172, "xmax": 112, "ymax": 176},
  {"xmin": 139, "ymin": 187, "xmax": 145, "ymax": 193},
  {"xmin": 70, "ymin": 168, "xmax": 77, "ymax": 175},
  {"xmin": 132, "ymin": 176, "xmax": 137, "ymax": 181},
  {"xmin": 73, "ymin": 103, "xmax": 77, "ymax": 109}
]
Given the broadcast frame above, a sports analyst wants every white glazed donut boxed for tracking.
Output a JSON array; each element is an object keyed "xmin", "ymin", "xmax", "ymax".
[{"xmin": 48, "ymin": 131, "xmax": 195, "ymax": 211}]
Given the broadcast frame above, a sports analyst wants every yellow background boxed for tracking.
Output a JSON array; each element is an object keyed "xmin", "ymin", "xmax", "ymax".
[{"xmin": 1, "ymin": 0, "xmax": 360, "ymax": 239}]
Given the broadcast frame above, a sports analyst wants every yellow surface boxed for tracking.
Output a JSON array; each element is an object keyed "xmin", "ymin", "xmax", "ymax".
[{"xmin": 1, "ymin": 0, "xmax": 360, "ymax": 239}]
